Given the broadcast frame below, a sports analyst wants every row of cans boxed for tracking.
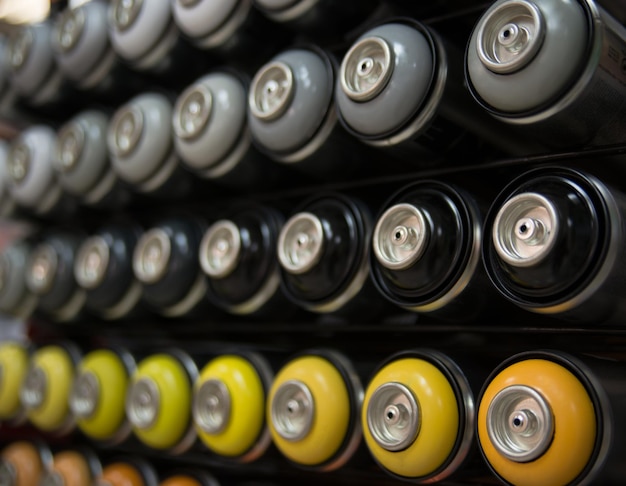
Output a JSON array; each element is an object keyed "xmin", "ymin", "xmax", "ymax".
[
  {"xmin": 1, "ymin": 340, "xmax": 625, "ymax": 485},
  {"xmin": 1, "ymin": 164, "xmax": 625, "ymax": 324},
  {"xmin": 0, "ymin": 440, "xmax": 225, "ymax": 486},
  {"xmin": 2, "ymin": 0, "xmax": 625, "ymax": 204}
]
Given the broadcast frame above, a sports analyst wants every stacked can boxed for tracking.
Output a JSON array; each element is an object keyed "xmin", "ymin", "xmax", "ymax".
[
  {"xmin": 74, "ymin": 220, "xmax": 144, "ymax": 320},
  {"xmin": 199, "ymin": 203, "xmax": 295, "ymax": 318},
  {"xmin": 54, "ymin": 109, "xmax": 132, "ymax": 209},
  {"xmin": 482, "ymin": 166, "xmax": 626, "ymax": 324},
  {"xmin": 247, "ymin": 45, "xmax": 377, "ymax": 181},
  {"xmin": 477, "ymin": 350, "xmax": 626, "ymax": 485},
  {"xmin": 335, "ymin": 17, "xmax": 536, "ymax": 167},
  {"xmin": 465, "ymin": 0, "xmax": 626, "ymax": 148},
  {"xmin": 370, "ymin": 180, "xmax": 500, "ymax": 321}
]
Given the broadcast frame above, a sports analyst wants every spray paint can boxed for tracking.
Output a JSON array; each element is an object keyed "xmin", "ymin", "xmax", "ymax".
[
  {"xmin": 276, "ymin": 193, "xmax": 381, "ymax": 320},
  {"xmin": 362, "ymin": 349, "xmax": 479, "ymax": 483},
  {"xmin": 0, "ymin": 238, "xmax": 37, "ymax": 320},
  {"xmin": 125, "ymin": 349, "xmax": 198, "ymax": 454},
  {"xmin": 173, "ymin": 71, "xmax": 288, "ymax": 190},
  {"xmin": 172, "ymin": 0, "xmax": 288, "ymax": 70},
  {"xmin": 25, "ymin": 229, "xmax": 87, "ymax": 323},
  {"xmin": 5, "ymin": 19, "xmax": 66, "ymax": 109},
  {"xmin": 252, "ymin": 0, "xmax": 381, "ymax": 48},
  {"xmin": 107, "ymin": 0, "xmax": 205, "ymax": 87},
  {"xmin": 483, "ymin": 166, "xmax": 626, "ymax": 324},
  {"xmin": 336, "ymin": 18, "xmax": 535, "ymax": 165},
  {"xmin": 132, "ymin": 216, "xmax": 207, "ymax": 318},
  {"xmin": 267, "ymin": 349, "xmax": 363, "ymax": 471},
  {"xmin": 370, "ymin": 179, "xmax": 500, "ymax": 322},
  {"xmin": 108, "ymin": 92, "xmax": 194, "ymax": 198},
  {"xmin": 6, "ymin": 125, "xmax": 74, "ymax": 218},
  {"xmin": 199, "ymin": 203, "xmax": 294, "ymax": 318},
  {"xmin": 465, "ymin": 0, "xmax": 626, "ymax": 149},
  {"xmin": 74, "ymin": 221, "xmax": 144, "ymax": 321},
  {"xmin": 192, "ymin": 352, "xmax": 273, "ymax": 463},
  {"xmin": 247, "ymin": 45, "xmax": 375, "ymax": 180},
  {"xmin": 477, "ymin": 350, "xmax": 626, "ymax": 485},
  {"xmin": 54, "ymin": 109, "xmax": 132, "ymax": 209},
  {"xmin": 51, "ymin": 0, "xmax": 144, "ymax": 103}
]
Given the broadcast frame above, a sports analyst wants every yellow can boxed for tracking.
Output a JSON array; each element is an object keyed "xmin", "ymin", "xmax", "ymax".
[
  {"xmin": 477, "ymin": 354, "xmax": 597, "ymax": 486},
  {"xmin": 267, "ymin": 352, "xmax": 361, "ymax": 470},
  {"xmin": 21, "ymin": 344, "xmax": 76, "ymax": 433},
  {"xmin": 0, "ymin": 342, "xmax": 29, "ymax": 421},
  {"xmin": 193, "ymin": 354, "xmax": 270, "ymax": 461},
  {"xmin": 126, "ymin": 352, "xmax": 194, "ymax": 451},
  {"xmin": 361, "ymin": 353, "xmax": 471, "ymax": 481}
]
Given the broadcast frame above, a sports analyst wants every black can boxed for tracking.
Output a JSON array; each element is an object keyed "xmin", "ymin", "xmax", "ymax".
[
  {"xmin": 198, "ymin": 203, "xmax": 295, "ymax": 318},
  {"xmin": 132, "ymin": 215, "xmax": 207, "ymax": 318},
  {"xmin": 74, "ymin": 221, "xmax": 144, "ymax": 321},
  {"xmin": 276, "ymin": 193, "xmax": 382, "ymax": 320},
  {"xmin": 370, "ymin": 180, "xmax": 498, "ymax": 322},
  {"xmin": 483, "ymin": 166, "xmax": 626, "ymax": 324},
  {"xmin": 25, "ymin": 229, "xmax": 87, "ymax": 323}
]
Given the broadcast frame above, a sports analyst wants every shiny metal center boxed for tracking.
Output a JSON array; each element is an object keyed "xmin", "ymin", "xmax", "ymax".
[
  {"xmin": 249, "ymin": 61, "xmax": 294, "ymax": 121},
  {"xmin": 126, "ymin": 377, "xmax": 160, "ymax": 429},
  {"xmin": 20, "ymin": 366, "xmax": 47, "ymax": 410},
  {"xmin": 277, "ymin": 212, "xmax": 324, "ymax": 275},
  {"xmin": 111, "ymin": 0, "xmax": 144, "ymax": 31},
  {"xmin": 133, "ymin": 228, "xmax": 171, "ymax": 284},
  {"xmin": 69, "ymin": 370, "xmax": 100, "ymax": 419},
  {"xmin": 476, "ymin": 0, "xmax": 545, "ymax": 74},
  {"xmin": 193, "ymin": 379, "xmax": 231, "ymax": 434},
  {"xmin": 367, "ymin": 382, "xmax": 420, "ymax": 452},
  {"xmin": 487, "ymin": 384, "xmax": 554, "ymax": 462},
  {"xmin": 56, "ymin": 122, "xmax": 85, "ymax": 173},
  {"xmin": 373, "ymin": 203, "xmax": 428, "ymax": 271},
  {"xmin": 109, "ymin": 106, "xmax": 144, "ymax": 157},
  {"xmin": 271, "ymin": 380, "xmax": 314, "ymax": 441},
  {"xmin": 74, "ymin": 236, "xmax": 110, "ymax": 290},
  {"xmin": 199, "ymin": 220, "xmax": 241, "ymax": 279},
  {"xmin": 8, "ymin": 28, "xmax": 32, "ymax": 71},
  {"xmin": 0, "ymin": 460, "xmax": 17, "ymax": 486},
  {"xmin": 492, "ymin": 192, "xmax": 558, "ymax": 267},
  {"xmin": 26, "ymin": 244, "xmax": 58, "ymax": 295},
  {"xmin": 340, "ymin": 36, "xmax": 393, "ymax": 102},
  {"xmin": 55, "ymin": 7, "xmax": 85, "ymax": 53},
  {"xmin": 7, "ymin": 143, "xmax": 30, "ymax": 185},
  {"xmin": 173, "ymin": 84, "xmax": 213, "ymax": 140}
]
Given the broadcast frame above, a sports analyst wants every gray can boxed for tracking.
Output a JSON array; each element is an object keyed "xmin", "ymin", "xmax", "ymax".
[
  {"xmin": 54, "ymin": 109, "xmax": 131, "ymax": 209},
  {"xmin": 466, "ymin": 0, "xmax": 626, "ymax": 148},
  {"xmin": 335, "ymin": 19, "xmax": 535, "ymax": 165},
  {"xmin": 51, "ymin": 0, "xmax": 143, "ymax": 102},
  {"xmin": 5, "ymin": 19, "xmax": 65, "ymax": 108},
  {"xmin": 173, "ymin": 70, "xmax": 285, "ymax": 189},
  {"xmin": 248, "ymin": 45, "xmax": 375, "ymax": 180},
  {"xmin": 108, "ymin": 92, "xmax": 193, "ymax": 198}
]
